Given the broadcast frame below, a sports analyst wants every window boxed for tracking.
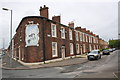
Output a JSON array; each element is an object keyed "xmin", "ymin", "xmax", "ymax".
[
  {"xmin": 95, "ymin": 38, "xmax": 97, "ymax": 43},
  {"xmin": 89, "ymin": 36, "xmax": 91, "ymax": 43},
  {"xmin": 70, "ymin": 43, "xmax": 73, "ymax": 55},
  {"xmin": 91, "ymin": 37, "xmax": 93, "ymax": 43},
  {"xmin": 94, "ymin": 37, "xmax": 97, "ymax": 43},
  {"xmin": 94, "ymin": 45, "xmax": 96, "ymax": 50},
  {"xmin": 69, "ymin": 29, "xmax": 72, "ymax": 40},
  {"xmin": 96, "ymin": 38, "xmax": 98, "ymax": 43},
  {"xmin": 76, "ymin": 43, "xmax": 79, "ymax": 54},
  {"xmin": 61, "ymin": 27, "xmax": 65, "ymax": 39},
  {"xmin": 80, "ymin": 32, "xmax": 83, "ymax": 41},
  {"xmin": 97, "ymin": 45, "xmax": 99, "ymax": 49},
  {"xmin": 86, "ymin": 34, "xmax": 88, "ymax": 42},
  {"xmin": 83, "ymin": 44, "xmax": 86, "ymax": 53},
  {"xmin": 51, "ymin": 24, "xmax": 57, "ymax": 37},
  {"xmin": 76, "ymin": 31, "xmax": 79, "ymax": 41},
  {"xmin": 83, "ymin": 33, "xmax": 85, "ymax": 42},
  {"xmin": 89, "ymin": 44, "xmax": 92, "ymax": 51},
  {"xmin": 93, "ymin": 38, "xmax": 95, "ymax": 43},
  {"xmin": 52, "ymin": 42, "xmax": 58, "ymax": 57}
]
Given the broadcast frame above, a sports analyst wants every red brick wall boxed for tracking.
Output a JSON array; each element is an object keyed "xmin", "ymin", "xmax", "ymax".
[
  {"xmin": 14, "ymin": 18, "xmax": 44, "ymax": 63},
  {"xmin": 12, "ymin": 17, "xmax": 106, "ymax": 63}
]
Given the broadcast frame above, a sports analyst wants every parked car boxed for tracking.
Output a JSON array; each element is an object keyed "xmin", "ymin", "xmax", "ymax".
[
  {"xmin": 109, "ymin": 49, "xmax": 113, "ymax": 52},
  {"xmin": 112, "ymin": 48, "xmax": 116, "ymax": 51},
  {"xmin": 87, "ymin": 50, "xmax": 101, "ymax": 60},
  {"xmin": 102, "ymin": 49, "xmax": 110, "ymax": 55}
]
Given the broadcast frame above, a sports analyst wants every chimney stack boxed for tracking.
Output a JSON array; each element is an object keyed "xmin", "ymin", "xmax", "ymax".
[
  {"xmin": 68, "ymin": 21, "xmax": 74, "ymax": 28},
  {"xmin": 52, "ymin": 16, "xmax": 61, "ymax": 23},
  {"xmin": 39, "ymin": 5, "xmax": 49, "ymax": 18},
  {"xmin": 96, "ymin": 35, "xmax": 99, "ymax": 38},
  {"xmin": 81, "ymin": 28, "xmax": 86, "ymax": 32},
  {"xmin": 83, "ymin": 28, "xmax": 86, "ymax": 31},
  {"xmin": 87, "ymin": 30, "xmax": 90, "ymax": 34},
  {"xmin": 91, "ymin": 32, "xmax": 93, "ymax": 35}
]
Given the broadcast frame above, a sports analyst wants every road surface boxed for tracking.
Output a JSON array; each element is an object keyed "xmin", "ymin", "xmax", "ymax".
[{"xmin": 2, "ymin": 50, "xmax": 119, "ymax": 78}]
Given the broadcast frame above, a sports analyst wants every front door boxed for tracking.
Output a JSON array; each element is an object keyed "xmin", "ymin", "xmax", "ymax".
[{"xmin": 61, "ymin": 46, "xmax": 65, "ymax": 59}]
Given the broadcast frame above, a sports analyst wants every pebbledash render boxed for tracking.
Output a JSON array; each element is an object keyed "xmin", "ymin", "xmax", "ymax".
[{"xmin": 8, "ymin": 5, "xmax": 108, "ymax": 63}]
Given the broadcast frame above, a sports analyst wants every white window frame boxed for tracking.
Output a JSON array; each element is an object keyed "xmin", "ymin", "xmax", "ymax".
[
  {"xmin": 76, "ymin": 31, "xmax": 79, "ymax": 41},
  {"xmin": 93, "ymin": 37, "xmax": 95, "ymax": 43},
  {"xmin": 94, "ymin": 45, "xmax": 96, "ymax": 50},
  {"xmin": 96, "ymin": 38, "xmax": 98, "ymax": 43},
  {"xmin": 52, "ymin": 42, "xmax": 58, "ymax": 57},
  {"xmin": 76, "ymin": 43, "xmax": 79, "ymax": 54},
  {"xmin": 97, "ymin": 45, "xmax": 99, "ymax": 49},
  {"xmin": 69, "ymin": 29, "xmax": 73, "ymax": 40},
  {"xmin": 89, "ymin": 44, "xmax": 92, "ymax": 51},
  {"xmin": 91, "ymin": 37, "xmax": 93, "ymax": 43},
  {"xmin": 89, "ymin": 36, "xmax": 91, "ymax": 43},
  {"xmin": 51, "ymin": 24, "xmax": 57, "ymax": 37},
  {"xmin": 97, "ymin": 38, "xmax": 98, "ymax": 43},
  {"xmin": 70, "ymin": 43, "xmax": 74, "ymax": 55},
  {"xmin": 86, "ymin": 34, "xmax": 88, "ymax": 42},
  {"xmin": 61, "ymin": 27, "xmax": 65, "ymax": 39},
  {"xmin": 80, "ymin": 32, "xmax": 83, "ymax": 41},
  {"xmin": 83, "ymin": 33, "xmax": 85, "ymax": 42},
  {"xmin": 83, "ymin": 44, "xmax": 86, "ymax": 53}
]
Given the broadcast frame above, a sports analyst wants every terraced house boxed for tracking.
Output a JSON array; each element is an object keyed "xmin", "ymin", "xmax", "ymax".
[{"xmin": 8, "ymin": 5, "xmax": 108, "ymax": 63}]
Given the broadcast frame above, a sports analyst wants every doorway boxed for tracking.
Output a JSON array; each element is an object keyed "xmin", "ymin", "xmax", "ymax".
[{"xmin": 61, "ymin": 46, "xmax": 65, "ymax": 59}]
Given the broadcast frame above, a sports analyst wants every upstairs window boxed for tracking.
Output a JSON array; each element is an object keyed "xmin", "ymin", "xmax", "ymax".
[
  {"xmin": 86, "ymin": 34, "xmax": 88, "ymax": 42},
  {"xmin": 83, "ymin": 44, "xmax": 86, "ymax": 53},
  {"xmin": 51, "ymin": 24, "xmax": 57, "ymax": 37},
  {"xmin": 83, "ymin": 33, "xmax": 85, "ymax": 42},
  {"xmin": 91, "ymin": 37, "xmax": 93, "ymax": 43},
  {"xmin": 70, "ymin": 43, "xmax": 74, "ymax": 55},
  {"xmin": 76, "ymin": 31, "xmax": 79, "ymax": 41},
  {"xmin": 96, "ymin": 39, "xmax": 98, "ymax": 43},
  {"xmin": 89, "ymin": 35, "xmax": 91, "ymax": 43},
  {"xmin": 61, "ymin": 27, "xmax": 65, "ymax": 39},
  {"xmin": 80, "ymin": 32, "xmax": 83, "ymax": 41},
  {"xmin": 69, "ymin": 29, "xmax": 73, "ymax": 40}
]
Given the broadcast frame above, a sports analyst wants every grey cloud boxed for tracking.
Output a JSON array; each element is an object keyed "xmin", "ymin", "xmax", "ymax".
[{"xmin": 0, "ymin": 1, "xmax": 118, "ymax": 48}]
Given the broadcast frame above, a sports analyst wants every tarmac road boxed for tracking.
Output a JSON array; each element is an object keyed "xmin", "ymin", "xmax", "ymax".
[
  {"xmin": 74, "ymin": 50, "xmax": 119, "ymax": 78},
  {"xmin": 2, "ymin": 50, "xmax": 119, "ymax": 78}
]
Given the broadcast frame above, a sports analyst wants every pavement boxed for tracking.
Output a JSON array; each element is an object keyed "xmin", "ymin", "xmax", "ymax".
[{"xmin": 2, "ymin": 54, "xmax": 88, "ymax": 70}]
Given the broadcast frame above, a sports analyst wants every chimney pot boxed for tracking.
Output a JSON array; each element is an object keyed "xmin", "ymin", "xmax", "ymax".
[
  {"xmin": 40, "ymin": 6, "xmax": 42, "ymax": 9},
  {"xmin": 44, "ymin": 5, "xmax": 46, "ymax": 7}
]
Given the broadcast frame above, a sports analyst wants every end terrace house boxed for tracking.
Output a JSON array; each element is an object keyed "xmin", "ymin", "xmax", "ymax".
[{"xmin": 7, "ymin": 5, "xmax": 108, "ymax": 63}]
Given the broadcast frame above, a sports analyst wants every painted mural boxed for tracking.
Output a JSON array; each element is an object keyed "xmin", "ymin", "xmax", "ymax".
[{"xmin": 25, "ymin": 24, "xmax": 39, "ymax": 46}]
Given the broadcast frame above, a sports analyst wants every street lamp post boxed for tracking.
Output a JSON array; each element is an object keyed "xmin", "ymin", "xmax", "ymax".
[{"xmin": 2, "ymin": 8, "xmax": 12, "ymax": 67}]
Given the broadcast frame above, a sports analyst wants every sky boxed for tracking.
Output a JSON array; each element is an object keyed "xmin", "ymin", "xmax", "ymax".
[{"xmin": 0, "ymin": 0, "xmax": 119, "ymax": 49}]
